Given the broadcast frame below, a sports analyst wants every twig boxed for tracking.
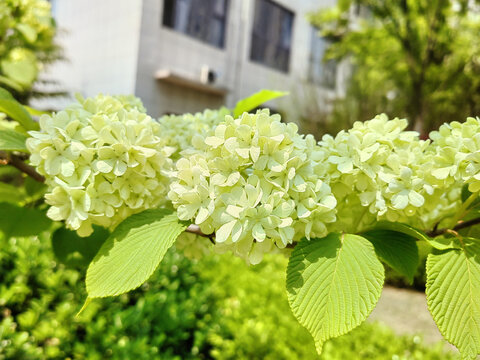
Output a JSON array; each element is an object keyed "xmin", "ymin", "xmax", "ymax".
[
  {"xmin": 426, "ymin": 217, "xmax": 480, "ymax": 237},
  {"xmin": 0, "ymin": 151, "xmax": 45, "ymax": 183},
  {"xmin": 185, "ymin": 224, "xmax": 216, "ymax": 245}
]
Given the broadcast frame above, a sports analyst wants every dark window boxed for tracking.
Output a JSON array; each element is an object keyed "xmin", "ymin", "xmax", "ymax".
[
  {"xmin": 308, "ymin": 27, "xmax": 337, "ymax": 89},
  {"xmin": 250, "ymin": 0, "xmax": 294, "ymax": 73},
  {"xmin": 162, "ymin": 0, "xmax": 229, "ymax": 48}
]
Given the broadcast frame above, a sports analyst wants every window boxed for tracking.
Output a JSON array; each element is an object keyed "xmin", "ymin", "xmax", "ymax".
[
  {"xmin": 162, "ymin": 0, "xmax": 229, "ymax": 48},
  {"xmin": 308, "ymin": 27, "xmax": 337, "ymax": 89},
  {"xmin": 250, "ymin": 0, "xmax": 294, "ymax": 73}
]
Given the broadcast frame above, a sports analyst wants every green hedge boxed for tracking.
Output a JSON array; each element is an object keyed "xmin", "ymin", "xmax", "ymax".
[{"xmin": 0, "ymin": 233, "xmax": 458, "ymax": 359}]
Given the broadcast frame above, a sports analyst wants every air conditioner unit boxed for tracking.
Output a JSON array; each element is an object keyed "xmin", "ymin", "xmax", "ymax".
[{"xmin": 200, "ymin": 65, "xmax": 217, "ymax": 84}]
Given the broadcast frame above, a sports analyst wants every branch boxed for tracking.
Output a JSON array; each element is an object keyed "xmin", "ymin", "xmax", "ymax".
[
  {"xmin": 426, "ymin": 217, "xmax": 480, "ymax": 237},
  {"xmin": 0, "ymin": 151, "xmax": 45, "ymax": 183},
  {"xmin": 185, "ymin": 224, "xmax": 216, "ymax": 245}
]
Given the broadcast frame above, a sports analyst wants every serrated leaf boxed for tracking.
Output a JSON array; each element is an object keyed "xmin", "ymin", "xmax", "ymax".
[
  {"xmin": 372, "ymin": 221, "xmax": 430, "ymax": 242},
  {"xmin": 286, "ymin": 233, "xmax": 384, "ymax": 354},
  {"xmin": 52, "ymin": 226, "xmax": 109, "ymax": 268},
  {"xmin": 426, "ymin": 238, "xmax": 480, "ymax": 359},
  {"xmin": 233, "ymin": 89, "xmax": 288, "ymax": 118},
  {"xmin": 363, "ymin": 229, "xmax": 419, "ymax": 283},
  {"xmin": 0, "ymin": 129, "xmax": 28, "ymax": 151},
  {"xmin": 86, "ymin": 208, "xmax": 188, "ymax": 298},
  {"xmin": 0, "ymin": 202, "xmax": 51, "ymax": 238}
]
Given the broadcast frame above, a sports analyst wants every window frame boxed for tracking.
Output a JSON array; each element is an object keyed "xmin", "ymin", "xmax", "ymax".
[
  {"xmin": 161, "ymin": 0, "xmax": 230, "ymax": 49},
  {"xmin": 249, "ymin": 0, "xmax": 295, "ymax": 73},
  {"xmin": 308, "ymin": 26, "xmax": 337, "ymax": 90}
]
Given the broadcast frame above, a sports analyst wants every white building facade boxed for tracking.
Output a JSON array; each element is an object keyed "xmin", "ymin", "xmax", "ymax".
[{"xmin": 44, "ymin": 0, "xmax": 347, "ymax": 121}]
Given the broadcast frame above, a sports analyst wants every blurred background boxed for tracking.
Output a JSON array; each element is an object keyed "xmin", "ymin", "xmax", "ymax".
[{"xmin": 1, "ymin": 0, "xmax": 479, "ymax": 358}]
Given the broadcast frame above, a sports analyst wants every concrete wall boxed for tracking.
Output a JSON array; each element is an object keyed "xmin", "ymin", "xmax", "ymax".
[
  {"xmin": 38, "ymin": 0, "xmax": 346, "ymax": 123},
  {"xmin": 33, "ymin": 0, "xmax": 143, "ymax": 110},
  {"xmin": 136, "ymin": 0, "xmax": 342, "ymax": 119}
]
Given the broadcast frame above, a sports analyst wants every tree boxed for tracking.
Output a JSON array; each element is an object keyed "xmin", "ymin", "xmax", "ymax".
[
  {"xmin": 309, "ymin": 0, "xmax": 480, "ymax": 133},
  {"xmin": 0, "ymin": 0, "xmax": 61, "ymax": 103}
]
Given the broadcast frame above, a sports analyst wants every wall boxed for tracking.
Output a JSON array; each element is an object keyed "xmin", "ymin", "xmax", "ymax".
[
  {"xmin": 136, "ymin": 0, "xmax": 343, "ymax": 119},
  {"xmin": 33, "ymin": 0, "xmax": 143, "ymax": 110}
]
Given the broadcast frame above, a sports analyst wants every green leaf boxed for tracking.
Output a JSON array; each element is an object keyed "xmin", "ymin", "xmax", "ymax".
[
  {"xmin": 0, "ymin": 88, "xmax": 37, "ymax": 130},
  {"xmin": 426, "ymin": 236, "xmax": 462, "ymax": 250},
  {"xmin": 0, "ymin": 75, "xmax": 23, "ymax": 92},
  {"xmin": 0, "ymin": 202, "xmax": 51, "ymax": 238},
  {"xmin": 24, "ymin": 176, "xmax": 47, "ymax": 200},
  {"xmin": 426, "ymin": 238, "xmax": 480, "ymax": 358},
  {"xmin": 0, "ymin": 182, "xmax": 25, "ymax": 204},
  {"xmin": 0, "ymin": 129, "xmax": 28, "ymax": 151},
  {"xmin": 23, "ymin": 105, "xmax": 50, "ymax": 117},
  {"xmin": 286, "ymin": 233, "xmax": 384, "ymax": 354},
  {"xmin": 86, "ymin": 208, "xmax": 188, "ymax": 298},
  {"xmin": 233, "ymin": 89, "xmax": 288, "ymax": 118},
  {"xmin": 372, "ymin": 221, "xmax": 430, "ymax": 242},
  {"xmin": 363, "ymin": 229, "xmax": 419, "ymax": 283},
  {"xmin": 52, "ymin": 226, "xmax": 109, "ymax": 268},
  {"xmin": 0, "ymin": 87, "xmax": 16, "ymax": 100},
  {"xmin": 16, "ymin": 24, "xmax": 37, "ymax": 43},
  {"xmin": 1, "ymin": 49, "xmax": 38, "ymax": 88}
]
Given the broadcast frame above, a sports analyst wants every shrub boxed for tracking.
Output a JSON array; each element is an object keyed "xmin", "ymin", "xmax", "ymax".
[{"xmin": 0, "ymin": 233, "xmax": 457, "ymax": 359}]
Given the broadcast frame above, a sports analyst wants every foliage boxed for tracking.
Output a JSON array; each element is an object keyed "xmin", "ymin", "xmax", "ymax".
[
  {"xmin": 1, "ymin": 88, "xmax": 480, "ymax": 357},
  {"xmin": 0, "ymin": 234, "xmax": 218, "ymax": 359},
  {"xmin": 86, "ymin": 209, "xmax": 187, "ymax": 298},
  {"xmin": 0, "ymin": 233, "xmax": 458, "ymax": 359},
  {"xmin": 0, "ymin": 0, "xmax": 59, "ymax": 102},
  {"xmin": 286, "ymin": 234, "xmax": 384, "ymax": 353},
  {"xmin": 309, "ymin": 0, "xmax": 480, "ymax": 133}
]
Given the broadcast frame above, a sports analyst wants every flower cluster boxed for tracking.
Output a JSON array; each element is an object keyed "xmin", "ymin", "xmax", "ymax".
[
  {"xmin": 157, "ymin": 108, "xmax": 230, "ymax": 158},
  {"xmin": 429, "ymin": 117, "xmax": 480, "ymax": 192},
  {"xmin": 27, "ymin": 94, "xmax": 174, "ymax": 236},
  {"xmin": 168, "ymin": 110, "xmax": 337, "ymax": 264},
  {"xmin": 318, "ymin": 115, "xmax": 459, "ymax": 231}
]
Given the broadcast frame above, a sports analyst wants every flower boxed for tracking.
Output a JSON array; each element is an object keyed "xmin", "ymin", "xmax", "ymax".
[
  {"xmin": 27, "ymin": 94, "xmax": 174, "ymax": 236},
  {"xmin": 318, "ymin": 114, "xmax": 459, "ymax": 231},
  {"xmin": 169, "ymin": 110, "xmax": 337, "ymax": 264},
  {"xmin": 429, "ymin": 117, "xmax": 480, "ymax": 192},
  {"xmin": 158, "ymin": 108, "xmax": 230, "ymax": 158}
]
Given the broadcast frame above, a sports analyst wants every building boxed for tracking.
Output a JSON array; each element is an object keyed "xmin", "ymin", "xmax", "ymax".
[{"xmin": 42, "ymin": 0, "xmax": 347, "ymax": 122}]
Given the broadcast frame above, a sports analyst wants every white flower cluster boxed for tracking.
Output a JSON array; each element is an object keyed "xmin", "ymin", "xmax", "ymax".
[
  {"xmin": 26, "ymin": 91, "xmax": 476, "ymax": 263},
  {"xmin": 429, "ymin": 117, "xmax": 480, "ymax": 192},
  {"xmin": 158, "ymin": 108, "xmax": 230, "ymax": 158},
  {"xmin": 27, "ymin": 94, "xmax": 174, "ymax": 236},
  {"xmin": 168, "ymin": 110, "xmax": 337, "ymax": 264},
  {"xmin": 318, "ymin": 115, "xmax": 459, "ymax": 232}
]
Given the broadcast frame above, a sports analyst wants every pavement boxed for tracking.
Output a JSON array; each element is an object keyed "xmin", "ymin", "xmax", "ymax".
[{"xmin": 368, "ymin": 286, "xmax": 459, "ymax": 354}]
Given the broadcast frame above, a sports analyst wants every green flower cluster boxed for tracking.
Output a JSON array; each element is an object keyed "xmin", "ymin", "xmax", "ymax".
[
  {"xmin": 430, "ymin": 117, "xmax": 480, "ymax": 192},
  {"xmin": 158, "ymin": 108, "xmax": 230, "ymax": 158},
  {"xmin": 27, "ymin": 95, "xmax": 174, "ymax": 236},
  {"xmin": 168, "ymin": 110, "xmax": 337, "ymax": 264},
  {"xmin": 319, "ymin": 115, "xmax": 459, "ymax": 232}
]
